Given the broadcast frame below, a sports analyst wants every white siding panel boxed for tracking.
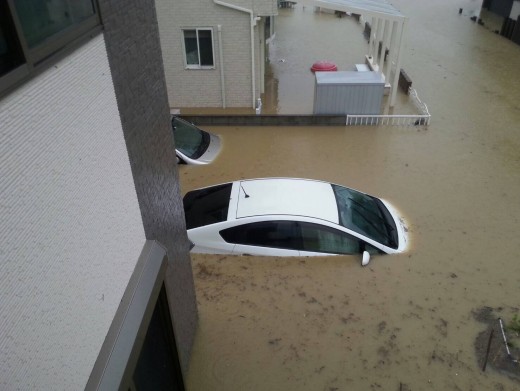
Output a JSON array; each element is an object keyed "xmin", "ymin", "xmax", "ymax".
[
  {"xmin": 0, "ymin": 35, "xmax": 146, "ymax": 390},
  {"xmin": 157, "ymin": 0, "xmax": 255, "ymax": 108}
]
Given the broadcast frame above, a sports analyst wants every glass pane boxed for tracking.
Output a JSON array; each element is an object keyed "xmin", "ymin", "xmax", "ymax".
[
  {"xmin": 14, "ymin": 0, "xmax": 95, "ymax": 48},
  {"xmin": 183, "ymin": 184, "xmax": 232, "ymax": 229},
  {"xmin": 0, "ymin": 4, "xmax": 25, "ymax": 75},
  {"xmin": 132, "ymin": 286, "xmax": 185, "ymax": 390},
  {"xmin": 332, "ymin": 184, "xmax": 396, "ymax": 248},
  {"xmin": 197, "ymin": 30, "xmax": 213, "ymax": 66},
  {"xmin": 183, "ymin": 30, "xmax": 199, "ymax": 65},
  {"xmin": 222, "ymin": 221, "xmax": 301, "ymax": 250},
  {"xmin": 300, "ymin": 223, "xmax": 360, "ymax": 254},
  {"xmin": 172, "ymin": 117, "xmax": 209, "ymax": 159}
]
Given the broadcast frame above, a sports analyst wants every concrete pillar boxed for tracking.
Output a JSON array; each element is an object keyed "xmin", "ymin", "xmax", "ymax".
[{"xmin": 97, "ymin": 0, "xmax": 198, "ymax": 376}]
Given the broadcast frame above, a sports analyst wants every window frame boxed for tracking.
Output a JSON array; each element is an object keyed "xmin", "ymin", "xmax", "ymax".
[
  {"xmin": 0, "ymin": 0, "xmax": 101, "ymax": 96},
  {"xmin": 86, "ymin": 240, "xmax": 185, "ymax": 391},
  {"xmin": 181, "ymin": 27, "xmax": 215, "ymax": 70}
]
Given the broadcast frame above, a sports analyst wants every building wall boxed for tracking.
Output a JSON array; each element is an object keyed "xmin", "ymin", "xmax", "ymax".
[
  {"xmin": 1, "ymin": 0, "xmax": 199, "ymax": 387},
  {"xmin": 0, "ymin": 35, "xmax": 146, "ymax": 390},
  {"xmin": 97, "ymin": 0, "xmax": 198, "ymax": 376},
  {"xmin": 157, "ymin": 0, "xmax": 270, "ymax": 108}
]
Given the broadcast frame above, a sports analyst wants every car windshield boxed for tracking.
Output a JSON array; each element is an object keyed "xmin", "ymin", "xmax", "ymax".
[
  {"xmin": 331, "ymin": 184, "xmax": 398, "ymax": 249},
  {"xmin": 172, "ymin": 117, "xmax": 210, "ymax": 159}
]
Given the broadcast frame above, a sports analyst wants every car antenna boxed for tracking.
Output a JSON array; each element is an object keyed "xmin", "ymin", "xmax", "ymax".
[{"xmin": 240, "ymin": 182, "xmax": 250, "ymax": 198}]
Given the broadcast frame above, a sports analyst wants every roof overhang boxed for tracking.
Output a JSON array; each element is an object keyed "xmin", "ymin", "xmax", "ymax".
[
  {"xmin": 297, "ymin": 0, "xmax": 408, "ymax": 107},
  {"xmin": 306, "ymin": 0, "xmax": 405, "ymax": 21}
]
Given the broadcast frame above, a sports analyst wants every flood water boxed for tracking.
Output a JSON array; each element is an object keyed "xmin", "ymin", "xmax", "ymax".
[{"xmin": 182, "ymin": 1, "xmax": 520, "ymax": 390}]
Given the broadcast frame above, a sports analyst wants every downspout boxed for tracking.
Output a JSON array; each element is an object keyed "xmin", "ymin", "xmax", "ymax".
[
  {"xmin": 217, "ymin": 25, "xmax": 226, "ymax": 108},
  {"xmin": 213, "ymin": 0, "xmax": 257, "ymax": 109}
]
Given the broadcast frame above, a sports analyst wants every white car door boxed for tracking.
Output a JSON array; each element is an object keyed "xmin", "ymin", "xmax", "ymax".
[{"xmin": 231, "ymin": 244, "xmax": 300, "ymax": 256}]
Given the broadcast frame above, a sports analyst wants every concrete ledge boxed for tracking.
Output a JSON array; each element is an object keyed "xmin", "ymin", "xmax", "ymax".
[{"xmin": 179, "ymin": 115, "xmax": 347, "ymax": 126}]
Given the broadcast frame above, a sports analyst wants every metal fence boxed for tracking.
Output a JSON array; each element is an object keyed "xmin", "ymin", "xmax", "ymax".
[{"xmin": 346, "ymin": 87, "xmax": 431, "ymax": 126}]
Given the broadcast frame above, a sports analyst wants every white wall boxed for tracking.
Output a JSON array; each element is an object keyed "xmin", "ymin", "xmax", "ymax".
[
  {"xmin": 157, "ymin": 0, "xmax": 253, "ymax": 108},
  {"xmin": 0, "ymin": 35, "xmax": 146, "ymax": 390}
]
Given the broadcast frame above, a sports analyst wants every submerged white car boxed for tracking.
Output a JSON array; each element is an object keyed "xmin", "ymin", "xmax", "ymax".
[
  {"xmin": 183, "ymin": 178, "xmax": 408, "ymax": 262},
  {"xmin": 172, "ymin": 117, "xmax": 221, "ymax": 164}
]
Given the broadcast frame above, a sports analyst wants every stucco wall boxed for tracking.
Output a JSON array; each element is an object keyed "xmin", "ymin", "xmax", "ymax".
[
  {"xmin": 0, "ymin": 35, "xmax": 146, "ymax": 390},
  {"xmin": 157, "ymin": 0, "xmax": 271, "ymax": 108}
]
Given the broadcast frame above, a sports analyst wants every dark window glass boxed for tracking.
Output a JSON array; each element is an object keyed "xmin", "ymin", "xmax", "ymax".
[
  {"xmin": 183, "ymin": 29, "xmax": 213, "ymax": 67},
  {"xmin": 364, "ymin": 243, "xmax": 383, "ymax": 255},
  {"xmin": 183, "ymin": 184, "xmax": 232, "ymax": 229},
  {"xmin": 183, "ymin": 30, "xmax": 198, "ymax": 65},
  {"xmin": 299, "ymin": 222, "xmax": 361, "ymax": 254},
  {"xmin": 0, "ymin": 3, "xmax": 25, "ymax": 76},
  {"xmin": 131, "ymin": 285, "xmax": 185, "ymax": 391},
  {"xmin": 14, "ymin": 0, "xmax": 95, "ymax": 48},
  {"xmin": 198, "ymin": 30, "xmax": 213, "ymax": 66},
  {"xmin": 220, "ymin": 221, "xmax": 302, "ymax": 250}
]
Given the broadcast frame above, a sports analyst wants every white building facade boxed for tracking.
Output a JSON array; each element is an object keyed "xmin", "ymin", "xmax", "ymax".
[{"xmin": 156, "ymin": 0, "xmax": 277, "ymax": 109}]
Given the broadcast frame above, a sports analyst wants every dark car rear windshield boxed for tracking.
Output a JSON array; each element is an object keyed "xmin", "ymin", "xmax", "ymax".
[{"xmin": 183, "ymin": 183, "xmax": 232, "ymax": 229}]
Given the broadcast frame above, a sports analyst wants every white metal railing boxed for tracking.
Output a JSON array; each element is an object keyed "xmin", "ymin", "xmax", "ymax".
[
  {"xmin": 346, "ymin": 114, "xmax": 430, "ymax": 126},
  {"xmin": 346, "ymin": 87, "xmax": 431, "ymax": 126},
  {"xmin": 409, "ymin": 87, "xmax": 430, "ymax": 116}
]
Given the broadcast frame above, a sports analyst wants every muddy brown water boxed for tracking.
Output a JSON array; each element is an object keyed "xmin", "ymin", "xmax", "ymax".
[{"xmin": 181, "ymin": 1, "xmax": 520, "ymax": 390}]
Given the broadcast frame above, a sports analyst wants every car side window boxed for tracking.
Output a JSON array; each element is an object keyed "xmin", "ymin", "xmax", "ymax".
[
  {"xmin": 299, "ymin": 222, "xmax": 361, "ymax": 254},
  {"xmin": 220, "ymin": 221, "xmax": 302, "ymax": 250},
  {"xmin": 364, "ymin": 243, "xmax": 383, "ymax": 255}
]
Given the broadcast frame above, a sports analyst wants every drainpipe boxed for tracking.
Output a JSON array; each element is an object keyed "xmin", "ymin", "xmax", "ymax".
[
  {"xmin": 213, "ymin": 0, "xmax": 257, "ymax": 109},
  {"xmin": 217, "ymin": 25, "xmax": 226, "ymax": 108}
]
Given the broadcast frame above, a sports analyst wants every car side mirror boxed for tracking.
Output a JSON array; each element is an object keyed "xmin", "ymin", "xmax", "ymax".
[{"xmin": 361, "ymin": 251, "xmax": 370, "ymax": 266}]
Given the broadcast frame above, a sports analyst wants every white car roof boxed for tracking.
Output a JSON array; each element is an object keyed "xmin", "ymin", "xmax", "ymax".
[{"xmin": 236, "ymin": 178, "xmax": 339, "ymax": 223}]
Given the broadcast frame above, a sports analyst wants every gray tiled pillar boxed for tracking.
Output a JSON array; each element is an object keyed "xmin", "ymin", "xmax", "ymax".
[{"xmin": 97, "ymin": 0, "xmax": 198, "ymax": 375}]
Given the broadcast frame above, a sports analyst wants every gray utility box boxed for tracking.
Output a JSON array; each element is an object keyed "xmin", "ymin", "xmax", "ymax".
[{"xmin": 313, "ymin": 71, "xmax": 385, "ymax": 115}]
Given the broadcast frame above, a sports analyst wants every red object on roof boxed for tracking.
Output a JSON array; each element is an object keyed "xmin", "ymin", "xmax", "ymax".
[{"xmin": 311, "ymin": 60, "xmax": 338, "ymax": 73}]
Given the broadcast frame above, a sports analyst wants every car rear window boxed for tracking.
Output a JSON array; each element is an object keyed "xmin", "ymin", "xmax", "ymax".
[{"xmin": 183, "ymin": 184, "xmax": 232, "ymax": 229}]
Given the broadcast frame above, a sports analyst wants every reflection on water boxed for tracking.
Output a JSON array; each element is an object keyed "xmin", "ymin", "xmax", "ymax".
[{"xmin": 184, "ymin": 1, "xmax": 520, "ymax": 390}]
